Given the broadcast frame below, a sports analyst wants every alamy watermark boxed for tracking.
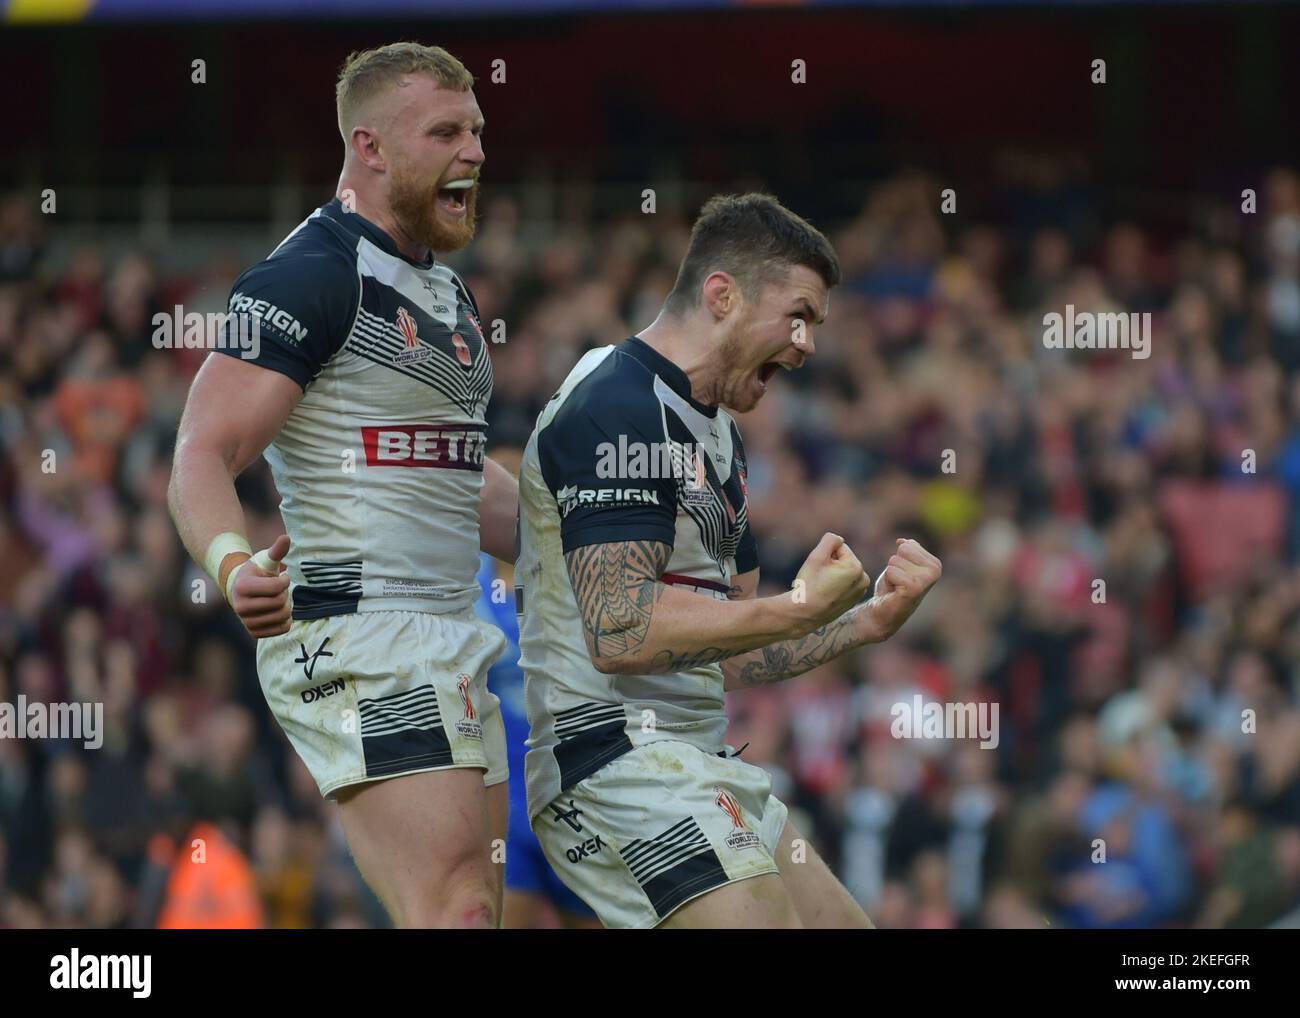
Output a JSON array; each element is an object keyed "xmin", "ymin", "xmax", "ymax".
[
  {"xmin": 1, "ymin": 697, "xmax": 103, "ymax": 749},
  {"xmin": 1042, "ymin": 305, "xmax": 1151, "ymax": 360},
  {"xmin": 595, "ymin": 436, "xmax": 706, "ymax": 488},
  {"xmin": 151, "ymin": 305, "xmax": 264, "ymax": 359},
  {"xmin": 890, "ymin": 695, "xmax": 999, "ymax": 749},
  {"xmin": 50, "ymin": 950, "xmax": 150, "ymax": 998}
]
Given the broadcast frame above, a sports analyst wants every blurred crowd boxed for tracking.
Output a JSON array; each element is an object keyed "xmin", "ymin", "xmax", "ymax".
[{"xmin": 3, "ymin": 158, "xmax": 1300, "ymax": 928}]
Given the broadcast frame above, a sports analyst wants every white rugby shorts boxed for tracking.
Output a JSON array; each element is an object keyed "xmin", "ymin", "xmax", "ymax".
[
  {"xmin": 256, "ymin": 608, "xmax": 507, "ymax": 797},
  {"xmin": 533, "ymin": 739, "xmax": 788, "ymax": 928}
]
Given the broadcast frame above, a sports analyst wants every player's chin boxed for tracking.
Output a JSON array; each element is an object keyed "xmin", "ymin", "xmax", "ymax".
[
  {"xmin": 425, "ymin": 216, "xmax": 477, "ymax": 254},
  {"xmin": 428, "ymin": 199, "xmax": 478, "ymax": 252},
  {"xmin": 727, "ymin": 379, "xmax": 765, "ymax": 414}
]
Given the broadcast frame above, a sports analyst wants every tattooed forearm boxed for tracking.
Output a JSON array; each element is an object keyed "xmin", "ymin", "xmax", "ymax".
[
  {"xmin": 730, "ymin": 604, "xmax": 866, "ymax": 687},
  {"xmin": 565, "ymin": 540, "xmax": 671, "ymax": 662},
  {"xmin": 648, "ymin": 646, "xmax": 732, "ymax": 672}
]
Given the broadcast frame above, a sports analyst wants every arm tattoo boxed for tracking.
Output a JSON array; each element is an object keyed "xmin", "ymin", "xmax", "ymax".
[
  {"xmin": 648, "ymin": 646, "xmax": 731, "ymax": 672},
  {"xmin": 565, "ymin": 540, "xmax": 670, "ymax": 661},
  {"xmin": 646, "ymin": 581, "xmax": 745, "ymax": 670},
  {"xmin": 732, "ymin": 604, "xmax": 865, "ymax": 686}
]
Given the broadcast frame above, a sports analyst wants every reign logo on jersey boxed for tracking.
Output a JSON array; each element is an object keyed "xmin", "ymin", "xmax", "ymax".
[
  {"xmin": 362, "ymin": 425, "xmax": 487, "ymax": 470},
  {"xmin": 555, "ymin": 484, "xmax": 662, "ymax": 517},
  {"xmin": 228, "ymin": 291, "xmax": 309, "ymax": 344}
]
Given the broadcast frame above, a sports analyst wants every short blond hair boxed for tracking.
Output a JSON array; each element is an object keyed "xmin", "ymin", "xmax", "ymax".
[{"xmin": 335, "ymin": 42, "xmax": 475, "ymax": 140}]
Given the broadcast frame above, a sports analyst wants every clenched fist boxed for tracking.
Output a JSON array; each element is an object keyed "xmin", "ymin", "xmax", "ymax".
[
  {"xmin": 864, "ymin": 538, "xmax": 942, "ymax": 641},
  {"xmin": 794, "ymin": 532, "xmax": 872, "ymax": 631}
]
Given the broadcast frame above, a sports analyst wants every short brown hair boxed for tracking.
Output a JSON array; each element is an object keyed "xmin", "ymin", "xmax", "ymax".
[
  {"xmin": 335, "ymin": 42, "xmax": 475, "ymax": 141},
  {"xmin": 664, "ymin": 193, "xmax": 840, "ymax": 316}
]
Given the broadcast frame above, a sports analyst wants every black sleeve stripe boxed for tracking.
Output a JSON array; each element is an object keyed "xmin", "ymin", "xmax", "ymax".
[{"xmin": 451, "ymin": 271, "xmax": 481, "ymax": 321}]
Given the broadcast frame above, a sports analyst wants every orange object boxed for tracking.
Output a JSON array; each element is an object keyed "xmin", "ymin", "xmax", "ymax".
[
  {"xmin": 52, "ymin": 375, "xmax": 146, "ymax": 484},
  {"xmin": 156, "ymin": 822, "xmax": 266, "ymax": 929}
]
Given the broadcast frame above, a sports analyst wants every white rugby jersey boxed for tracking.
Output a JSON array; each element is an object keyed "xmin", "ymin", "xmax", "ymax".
[
  {"xmin": 216, "ymin": 198, "xmax": 492, "ymax": 618},
  {"xmin": 517, "ymin": 337, "xmax": 758, "ymax": 819}
]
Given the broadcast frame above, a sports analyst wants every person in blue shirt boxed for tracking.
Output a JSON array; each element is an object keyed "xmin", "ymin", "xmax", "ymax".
[{"xmin": 475, "ymin": 549, "xmax": 599, "ymax": 928}]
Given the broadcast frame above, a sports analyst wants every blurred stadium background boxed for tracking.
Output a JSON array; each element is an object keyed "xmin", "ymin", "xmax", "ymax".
[{"xmin": 4, "ymin": 0, "xmax": 1300, "ymax": 929}]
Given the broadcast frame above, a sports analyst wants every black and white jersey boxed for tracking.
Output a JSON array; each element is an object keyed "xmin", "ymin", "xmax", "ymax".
[
  {"xmin": 517, "ymin": 337, "xmax": 758, "ymax": 819},
  {"xmin": 216, "ymin": 198, "xmax": 493, "ymax": 619}
]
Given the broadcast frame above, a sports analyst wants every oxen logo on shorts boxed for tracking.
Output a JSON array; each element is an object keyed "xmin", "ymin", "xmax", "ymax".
[
  {"xmin": 455, "ymin": 673, "xmax": 482, "ymax": 739},
  {"xmin": 565, "ymin": 834, "xmax": 606, "ymax": 864},
  {"xmin": 715, "ymin": 788, "xmax": 761, "ymax": 851},
  {"xmin": 295, "ymin": 638, "xmax": 334, "ymax": 682},
  {"xmin": 301, "ymin": 677, "xmax": 346, "ymax": 704},
  {"xmin": 548, "ymin": 799, "xmax": 584, "ymax": 832}
]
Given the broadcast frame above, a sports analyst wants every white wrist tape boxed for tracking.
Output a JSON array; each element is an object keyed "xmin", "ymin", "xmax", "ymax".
[
  {"xmin": 202, "ymin": 532, "xmax": 280, "ymax": 605},
  {"xmin": 203, "ymin": 532, "xmax": 251, "ymax": 592}
]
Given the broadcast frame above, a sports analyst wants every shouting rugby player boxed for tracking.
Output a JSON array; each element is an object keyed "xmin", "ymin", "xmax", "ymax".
[{"xmin": 170, "ymin": 43, "xmax": 515, "ymax": 928}]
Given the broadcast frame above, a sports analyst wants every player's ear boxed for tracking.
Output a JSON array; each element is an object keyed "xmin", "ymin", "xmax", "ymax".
[
  {"xmin": 349, "ymin": 125, "xmax": 385, "ymax": 172},
  {"xmin": 702, "ymin": 271, "xmax": 738, "ymax": 320}
]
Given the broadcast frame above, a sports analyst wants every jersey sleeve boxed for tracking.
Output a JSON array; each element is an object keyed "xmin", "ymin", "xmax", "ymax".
[
  {"xmin": 537, "ymin": 380, "xmax": 679, "ymax": 554},
  {"xmin": 214, "ymin": 248, "xmax": 358, "ymax": 390},
  {"xmin": 730, "ymin": 417, "xmax": 759, "ymax": 575},
  {"xmin": 734, "ymin": 520, "xmax": 759, "ymax": 575},
  {"xmin": 449, "ymin": 269, "xmax": 482, "ymax": 322}
]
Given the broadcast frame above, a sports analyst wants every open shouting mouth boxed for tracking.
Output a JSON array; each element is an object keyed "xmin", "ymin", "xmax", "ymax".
[
  {"xmin": 758, "ymin": 359, "xmax": 797, "ymax": 385},
  {"xmin": 437, "ymin": 177, "xmax": 475, "ymax": 216}
]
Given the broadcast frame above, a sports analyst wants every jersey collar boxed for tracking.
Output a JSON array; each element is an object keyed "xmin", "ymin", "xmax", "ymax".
[
  {"xmin": 621, "ymin": 336, "xmax": 719, "ymax": 419},
  {"xmin": 322, "ymin": 198, "xmax": 435, "ymax": 270}
]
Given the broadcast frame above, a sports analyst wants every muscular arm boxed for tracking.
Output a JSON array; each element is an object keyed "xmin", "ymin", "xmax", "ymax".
[
  {"xmin": 564, "ymin": 541, "xmax": 817, "ymax": 675},
  {"xmin": 721, "ymin": 569, "xmax": 876, "ymax": 690},
  {"xmin": 479, "ymin": 456, "xmax": 519, "ymax": 564},
  {"xmin": 168, "ymin": 354, "xmax": 301, "ymax": 590},
  {"xmin": 722, "ymin": 538, "xmax": 943, "ymax": 689}
]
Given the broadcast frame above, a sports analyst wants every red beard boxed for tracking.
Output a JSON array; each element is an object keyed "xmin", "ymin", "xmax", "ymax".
[{"xmin": 388, "ymin": 167, "xmax": 479, "ymax": 255}]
